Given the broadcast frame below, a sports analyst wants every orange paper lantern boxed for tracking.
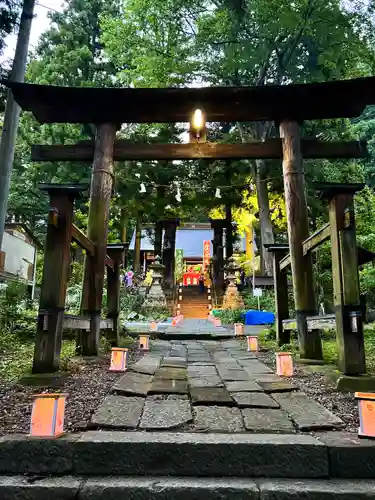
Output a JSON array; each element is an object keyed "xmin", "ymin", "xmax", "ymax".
[
  {"xmin": 30, "ymin": 393, "xmax": 67, "ymax": 437},
  {"xmin": 139, "ymin": 335, "xmax": 150, "ymax": 350},
  {"xmin": 149, "ymin": 321, "xmax": 158, "ymax": 332},
  {"xmin": 356, "ymin": 392, "xmax": 375, "ymax": 438},
  {"xmin": 247, "ymin": 336, "xmax": 258, "ymax": 352},
  {"xmin": 276, "ymin": 352, "xmax": 293, "ymax": 377},
  {"xmin": 109, "ymin": 348, "xmax": 128, "ymax": 372},
  {"xmin": 234, "ymin": 323, "xmax": 244, "ymax": 336}
]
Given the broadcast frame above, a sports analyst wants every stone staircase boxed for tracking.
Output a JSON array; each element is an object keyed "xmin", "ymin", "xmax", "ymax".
[{"xmin": 178, "ymin": 285, "xmax": 210, "ymax": 318}]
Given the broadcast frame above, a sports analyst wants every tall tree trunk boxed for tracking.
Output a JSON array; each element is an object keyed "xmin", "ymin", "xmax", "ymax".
[
  {"xmin": 255, "ymin": 159, "xmax": 274, "ymax": 276},
  {"xmin": 0, "ymin": 0, "xmax": 35, "ymax": 247}
]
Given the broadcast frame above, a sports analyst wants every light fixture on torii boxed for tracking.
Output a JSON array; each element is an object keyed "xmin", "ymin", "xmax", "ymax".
[{"xmin": 189, "ymin": 108, "xmax": 207, "ymax": 143}]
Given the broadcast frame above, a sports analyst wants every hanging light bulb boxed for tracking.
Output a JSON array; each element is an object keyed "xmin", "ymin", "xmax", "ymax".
[
  {"xmin": 190, "ymin": 109, "xmax": 206, "ymax": 141},
  {"xmin": 215, "ymin": 187, "xmax": 222, "ymax": 199},
  {"xmin": 175, "ymin": 186, "xmax": 182, "ymax": 202},
  {"xmin": 139, "ymin": 183, "xmax": 146, "ymax": 193},
  {"xmin": 192, "ymin": 109, "xmax": 204, "ymax": 131}
]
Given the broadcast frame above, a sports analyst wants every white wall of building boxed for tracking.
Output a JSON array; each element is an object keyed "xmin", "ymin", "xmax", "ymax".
[{"xmin": 2, "ymin": 231, "xmax": 36, "ymax": 281}]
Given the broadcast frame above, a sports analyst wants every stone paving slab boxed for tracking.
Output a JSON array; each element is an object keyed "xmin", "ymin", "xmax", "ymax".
[
  {"xmin": 190, "ymin": 387, "xmax": 234, "ymax": 405},
  {"xmin": 154, "ymin": 367, "xmax": 187, "ymax": 380},
  {"xmin": 242, "ymin": 408, "xmax": 296, "ymax": 433},
  {"xmin": 188, "ymin": 355, "xmax": 213, "ymax": 362},
  {"xmin": 257, "ymin": 380, "xmax": 299, "ymax": 393},
  {"xmin": 111, "ymin": 372, "xmax": 153, "ymax": 396},
  {"xmin": 216, "ymin": 367, "xmax": 250, "ymax": 381},
  {"xmin": 187, "ymin": 365, "xmax": 217, "ymax": 376},
  {"xmin": 273, "ymin": 392, "xmax": 344, "ymax": 431},
  {"xmin": 131, "ymin": 355, "xmax": 161, "ymax": 375},
  {"xmin": 161, "ymin": 356, "xmax": 187, "ymax": 368},
  {"xmin": 150, "ymin": 378, "xmax": 188, "ymax": 394},
  {"xmin": 188, "ymin": 361, "xmax": 216, "ymax": 366},
  {"xmin": 225, "ymin": 380, "xmax": 263, "ymax": 392},
  {"xmin": 231, "ymin": 392, "xmax": 280, "ymax": 408},
  {"xmin": 91, "ymin": 395, "xmax": 144, "ymax": 429},
  {"xmin": 240, "ymin": 360, "xmax": 274, "ymax": 374},
  {"xmin": 140, "ymin": 395, "xmax": 192, "ymax": 430},
  {"xmin": 189, "ymin": 376, "xmax": 224, "ymax": 388},
  {"xmin": 194, "ymin": 406, "xmax": 244, "ymax": 432}
]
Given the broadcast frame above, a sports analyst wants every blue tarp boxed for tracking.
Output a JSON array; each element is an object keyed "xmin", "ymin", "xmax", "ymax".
[{"xmin": 243, "ymin": 310, "xmax": 275, "ymax": 325}]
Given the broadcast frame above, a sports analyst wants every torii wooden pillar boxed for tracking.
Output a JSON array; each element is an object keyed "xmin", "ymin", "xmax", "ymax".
[
  {"xmin": 322, "ymin": 184, "xmax": 366, "ymax": 375},
  {"xmin": 279, "ymin": 121, "xmax": 323, "ymax": 360},
  {"xmin": 80, "ymin": 123, "xmax": 117, "ymax": 356},
  {"xmin": 33, "ymin": 184, "xmax": 85, "ymax": 373}
]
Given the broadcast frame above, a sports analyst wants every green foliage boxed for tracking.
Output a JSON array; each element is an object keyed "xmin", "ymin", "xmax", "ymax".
[
  {"xmin": 215, "ymin": 308, "xmax": 244, "ymax": 324},
  {"xmin": 242, "ymin": 289, "xmax": 275, "ymax": 312},
  {"xmin": 0, "ymin": 280, "xmax": 34, "ymax": 333},
  {"xmin": 119, "ymin": 288, "xmax": 146, "ymax": 321}
]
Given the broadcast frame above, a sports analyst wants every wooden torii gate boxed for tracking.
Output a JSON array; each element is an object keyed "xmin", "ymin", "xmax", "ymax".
[{"xmin": 5, "ymin": 76, "xmax": 375, "ymax": 373}]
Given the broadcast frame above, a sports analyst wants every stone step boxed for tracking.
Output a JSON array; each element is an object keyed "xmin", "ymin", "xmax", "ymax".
[
  {"xmin": 2, "ymin": 476, "xmax": 375, "ymax": 499},
  {"xmin": 1, "ymin": 431, "xmax": 375, "ymax": 479}
]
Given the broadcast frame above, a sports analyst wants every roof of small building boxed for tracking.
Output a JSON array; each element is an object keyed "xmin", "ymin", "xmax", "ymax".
[{"xmin": 129, "ymin": 223, "xmax": 246, "ymax": 257}]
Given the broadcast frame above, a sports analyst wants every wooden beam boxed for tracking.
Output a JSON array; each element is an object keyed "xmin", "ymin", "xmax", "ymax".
[
  {"xmin": 104, "ymin": 255, "xmax": 114, "ymax": 270},
  {"xmin": 7, "ymin": 77, "xmax": 375, "ymax": 124},
  {"xmin": 280, "ymin": 254, "xmax": 291, "ymax": 271},
  {"xmin": 71, "ymin": 224, "xmax": 94, "ymax": 255},
  {"xmin": 31, "ymin": 139, "xmax": 367, "ymax": 162},
  {"xmin": 71, "ymin": 224, "xmax": 114, "ymax": 269},
  {"xmin": 40, "ymin": 313, "xmax": 114, "ymax": 331},
  {"xmin": 279, "ymin": 224, "xmax": 331, "ymax": 270},
  {"xmin": 302, "ymin": 223, "xmax": 331, "ymax": 256},
  {"xmin": 283, "ymin": 314, "xmax": 336, "ymax": 331}
]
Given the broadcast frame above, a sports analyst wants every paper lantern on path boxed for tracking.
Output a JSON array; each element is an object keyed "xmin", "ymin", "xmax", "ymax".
[
  {"xmin": 234, "ymin": 323, "xmax": 244, "ymax": 336},
  {"xmin": 139, "ymin": 335, "xmax": 150, "ymax": 350},
  {"xmin": 356, "ymin": 392, "xmax": 375, "ymax": 438},
  {"xmin": 276, "ymin": 352, "xmax": 293, "ymax": 377},
  {"xmin": 109, "ymin": 348, "xmax": 128, "ymax": 372},
  {"xmin": 149, "ymin": 321, "xmax": 158, "ymax": 332},
  {"xmin": 30, "ymin": 393, "xmax": 67, "ymax": 437},
  {"xmin": 247, "ymin": 336, "xmax": 258, "ymax": 352}
]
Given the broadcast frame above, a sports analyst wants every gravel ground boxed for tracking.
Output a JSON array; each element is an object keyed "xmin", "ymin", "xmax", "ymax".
[
  {"xmin": 0, "ymin": 349, "xmax": 141, "ymax": 436},
  {"xmin": 256, "ymin": 349, "xmax": 359, "ymax": 434}
]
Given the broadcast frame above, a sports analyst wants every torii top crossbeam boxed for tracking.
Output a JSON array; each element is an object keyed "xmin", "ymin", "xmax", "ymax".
[{"xmin": 4, "ymin": 76, "xmax": 375, "ymax": 124}]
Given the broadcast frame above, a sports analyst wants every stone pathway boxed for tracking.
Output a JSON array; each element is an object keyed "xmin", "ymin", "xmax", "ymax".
[{"xmin": 91, "ymin": 338, "xmax": 344, "ymax": 433}]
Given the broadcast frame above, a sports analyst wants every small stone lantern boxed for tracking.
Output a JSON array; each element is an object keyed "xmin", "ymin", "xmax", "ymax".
[{"xmin": 222, "ymin": 257, "xmax": 244, "ymax": 310}]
